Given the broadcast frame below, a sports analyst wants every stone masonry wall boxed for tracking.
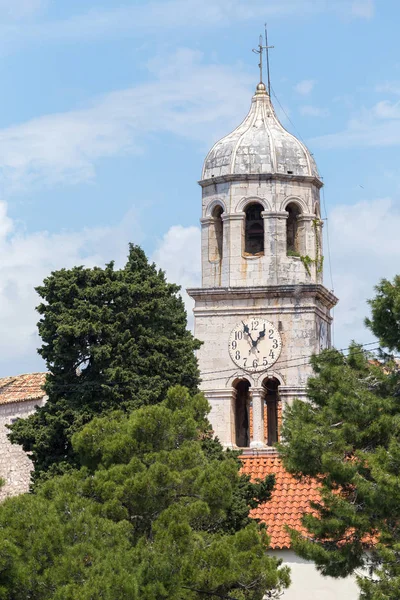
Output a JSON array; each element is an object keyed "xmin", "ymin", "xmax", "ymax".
[
  {"xmin": 0, "ymin": 398, "xmax": 46, "ymax": 500},
  {"xmin": 200, "ymin": 178, "xmax": 323, "ymax": 289}
]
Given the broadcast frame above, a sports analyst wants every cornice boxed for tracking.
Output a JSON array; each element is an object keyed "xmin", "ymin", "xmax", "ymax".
[
  {"xmin": 239, "ymin": 447, "xmax": 279, "ymax": 457},
  {"xmin": 198, "ymin": 172, "xmax": 323, "ymax": 189},
  {"xmin": 187, "ymin": 284, "xmax": 338, "ymax": 309}
]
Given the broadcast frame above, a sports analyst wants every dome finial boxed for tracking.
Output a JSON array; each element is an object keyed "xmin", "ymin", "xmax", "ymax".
[
  {"xmin": 256, "ymin": 82, "xmax": 267, "ymax": 95},
  {"xmin": 252, "ymin": 27, "xmax": 274, "ymax": 96}
]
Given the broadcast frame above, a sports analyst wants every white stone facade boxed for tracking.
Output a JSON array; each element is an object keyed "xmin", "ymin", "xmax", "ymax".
[
  {"xmin": 187, "ymin": 78, "xmax": 356, "ymax": 600},
  {"xmin": 202, "ymin": 84, "xmax": 319, "ymax": 180},
  {"xmin": 187, "ymin": 83, "xmax": 338, "ymax": 450},
  {"xmin": 0, "ymin": 397, "xmax": 46, "ymax": 500},
  {"xmin": 200, "ymin": 178, "xmax": 323, "ymax": 290},
  {"xmin": 188, "ymin": 285, "xmax": 336, "ymax": 447}
]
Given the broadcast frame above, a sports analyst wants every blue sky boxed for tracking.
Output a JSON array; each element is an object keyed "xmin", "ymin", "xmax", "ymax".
[{"xmin": 0, "ymin": 0, "xmax": 398, "ymax": 375}]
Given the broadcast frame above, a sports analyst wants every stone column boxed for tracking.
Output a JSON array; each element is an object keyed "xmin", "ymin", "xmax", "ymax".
[
  {"xmin": 200, "ymin": 216, "xmax": 213, "ymax": 287},
  {"xmin": 262, "ymin": 211, "xmax": 288, "ymax": 285},
  {"xmin": 230, "ymin": 387, "xmax": 237, "ymax": 448},
  {"xmin": 205, "ymin": 389, "xmax": 237, "ymax": 448},
  {"xmin": 297, "ymin": 214, "xmax": 322, "ymax": 284},
  {"xmin": 250, "ymin": 388, "xmax": 265, "ymax": 449},
  {"xmin": 222, "ymin": 212, "xmax": 245, "ymax": 287}
]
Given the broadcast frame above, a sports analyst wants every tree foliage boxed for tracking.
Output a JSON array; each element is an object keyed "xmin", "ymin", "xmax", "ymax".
[
  {"xmin": 0, "ymin": 387, "xmax": 290, "ymax": 600},
  {"xmin": 365, "ymin": 275, "xmax": 400, "ymax": 353},
  {"xmin": 278, "ymin": 275, "xmax": 400, "ymax": 599},
  {"xmin": 9, "ymin": 245, "xmax": 200, "ymax": 483}
]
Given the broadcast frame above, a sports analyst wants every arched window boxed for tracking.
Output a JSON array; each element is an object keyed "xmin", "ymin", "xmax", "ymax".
[
  {"xmin": 286, "ymin": 202, "xmax": 302, "ymax": 255},
  {"xmin": 262, "ymin": 378, "xmax": 280, "ymax": 446},
  {"xmin": 234, "ymin": 380, "xmax": 250, "ymax": 447},
  {"xmin": 208, "ymin": 205, "xmax": 224, "ymax": 261},
  {"xmin": 244, "ymin": 203, "xmax": 264, "ymax": 255}
]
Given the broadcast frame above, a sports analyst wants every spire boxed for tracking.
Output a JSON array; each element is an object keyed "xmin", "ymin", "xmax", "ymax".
[
  {"xmin": 264, "ymin": 24, "xmax": 273, "ymax": 97},
  {"xmin": 252, "ymin": 34, "xmax": 264, "ymax": 86},
  {"xmin": 252, "ymin": 28, "xmax": 274, "ymax": 96}
]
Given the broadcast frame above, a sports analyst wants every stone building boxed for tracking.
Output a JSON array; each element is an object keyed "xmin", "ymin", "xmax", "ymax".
[
  {"xmin": 0, "ymin": 80, "xmax": 361, "ymax": 597},
  {"xmin": 0, "ymin": 373, "xmax": 46, "ymax": 500},
  {"xmin": 188, "ymin": 82, "xmax": 360, "ymax": 598},
  {"xmin": 187, "ymin": 80, "xmax": 337, "ymax": 450}
]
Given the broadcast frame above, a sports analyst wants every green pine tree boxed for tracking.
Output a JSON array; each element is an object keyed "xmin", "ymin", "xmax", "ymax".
[
  {"xmin": 10, "ymin": 244, "xmax": 200, "ymax": 484},
  {"xmin": 278, "ymin": 276, "xmax": 400, "ymax": 599},
  {"xmin": 0, "ymin": 386, "xmax": 290, "ymax": 600}
]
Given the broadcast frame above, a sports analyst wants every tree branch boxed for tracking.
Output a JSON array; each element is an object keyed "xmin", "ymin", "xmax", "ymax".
[{"xmin": 181, "ymin": 587, "xmax": 239, "ymax": 600}]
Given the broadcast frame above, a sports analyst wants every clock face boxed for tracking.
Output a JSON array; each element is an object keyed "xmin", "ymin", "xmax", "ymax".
[{"xmin": 229, "ymin": 318, "xmax": 282, "ymax": 373}]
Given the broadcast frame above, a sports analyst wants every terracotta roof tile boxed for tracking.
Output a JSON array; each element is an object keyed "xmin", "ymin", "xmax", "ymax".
[
  {"xmin": 0, "ymin": 373, "xmax": 47, "ymax": 406},
  {"xmin": 241, "ymin": 453, "xmax": 320, "ymax": 550}
]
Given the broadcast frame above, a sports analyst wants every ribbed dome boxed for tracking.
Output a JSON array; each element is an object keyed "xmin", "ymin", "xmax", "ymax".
[{"xmin": 202, "ymin": 84, "xmax": 319, "ymax": 181}]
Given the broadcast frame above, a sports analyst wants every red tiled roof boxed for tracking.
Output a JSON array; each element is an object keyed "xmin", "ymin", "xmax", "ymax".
[
  {"xmin": 0, "ymin": 373, "xmax": 47, "ymax": 406},
  {"xmin": 241, "ymin": 453, "xmax": 320, "ymax": 549}
]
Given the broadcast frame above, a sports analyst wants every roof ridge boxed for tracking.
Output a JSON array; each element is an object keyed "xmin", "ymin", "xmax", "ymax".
[{"xmin": 0, "ymin": 371, "xmax": 46, "ymax": 377}]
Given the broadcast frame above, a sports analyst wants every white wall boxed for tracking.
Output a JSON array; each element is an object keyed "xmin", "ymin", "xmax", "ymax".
[
  {"xmin": 272, "ymin": 550, "xmax": 360, "ymax": 599},
  {"xmin": 0, "ymin": 398, "xmax": 46, "ymax": 499}
]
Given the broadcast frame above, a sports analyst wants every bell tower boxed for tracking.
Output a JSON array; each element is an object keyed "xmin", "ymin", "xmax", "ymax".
[{"xmin": 187, "ymin": 78, "xmax": 338, "ymax": 451}]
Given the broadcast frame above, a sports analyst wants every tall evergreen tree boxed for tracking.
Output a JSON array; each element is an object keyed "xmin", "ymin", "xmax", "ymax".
[
  {"xmin": 10, "ymin": 244, "xmax": 200, "ymax": 483},
  {"xmin": 0, "ymin": 387, "xmax": 290, "ymax": 600},
  {"xmin": 278, "ymin": 276, "xmax": 400, "ymax": 599}
]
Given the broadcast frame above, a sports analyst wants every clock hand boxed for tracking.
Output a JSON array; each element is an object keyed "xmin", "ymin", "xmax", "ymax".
[
  {"xmin": 242, "ymin": 321, "xmax": 259, "ymax": 353},
  {"xmin": 248, "ymin": 324, "xmax": 266, "ymax": 354},
  {"xmin": 255, "ymin": 324, "xmax": 266, "ymax": 345},
  {"xmin": 248, "ymin": 335, "xmax": 260, "ymax": 355},
  {"xmin": 242, "ymin": 321, "xmax": 250, "ymax": 335}
]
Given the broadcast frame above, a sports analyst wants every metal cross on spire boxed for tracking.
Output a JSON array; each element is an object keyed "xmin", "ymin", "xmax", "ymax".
[{"xmin": 252, "ymin": 25, "xmax": 274, "ymax": 96}]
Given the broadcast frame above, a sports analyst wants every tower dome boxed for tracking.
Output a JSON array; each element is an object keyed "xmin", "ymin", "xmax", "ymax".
[{"xmin": 202, "ymin": 84, "xmax": 319, "ymax": 181}]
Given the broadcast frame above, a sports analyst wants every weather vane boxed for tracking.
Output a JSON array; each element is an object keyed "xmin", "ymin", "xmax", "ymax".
[{"xmin": 252, "ymin": 24, "xmax": 274, "ymax": 96}]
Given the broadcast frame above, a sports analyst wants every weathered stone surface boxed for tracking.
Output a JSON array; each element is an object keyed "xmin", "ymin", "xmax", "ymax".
[
  {"xmin": 0, "ymin": 396, "xmax": 46, "ymax": 499},
  {"xmin": 202, "ymin": 88, "xmax": 319, "ymax": 180},
  {"xmin": 188, "ymin": 85, "xmax": 338, "ymax": 450}
]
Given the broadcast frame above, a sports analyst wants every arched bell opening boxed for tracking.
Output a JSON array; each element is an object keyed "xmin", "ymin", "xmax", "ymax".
[
  {"xmin": 262, "ymin": 377, "xmax": 280, "ymax": 446},
  {"xmin": 209, "ymin": 205, "xmax": 224, "ymax": 261},
  {"xmin": 285, "ymin": 202, "xmax": 302, "ymax": 256},
  {"xmin": 244, "ymin": 203, "xmax": 264, "ymax": 256},
  {"xmin": 233, "ymin": 379, "xmax": 251, "ymax": 448}
]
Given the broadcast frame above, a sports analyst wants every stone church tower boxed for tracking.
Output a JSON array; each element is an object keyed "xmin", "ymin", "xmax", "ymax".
[{"xmin": 188, "ymin": 81, "xmax": 338, "ymax": 450}]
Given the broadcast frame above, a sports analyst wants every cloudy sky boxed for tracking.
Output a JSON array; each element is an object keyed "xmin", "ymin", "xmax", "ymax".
[{"xmin": 0, "ymin": 0, "xmax": 398, "ymax": 375}]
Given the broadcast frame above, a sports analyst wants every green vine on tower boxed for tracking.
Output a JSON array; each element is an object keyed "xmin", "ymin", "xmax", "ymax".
[{"xmin": 293, "ymin": 219, "xmax": 324, "ymax": 277}]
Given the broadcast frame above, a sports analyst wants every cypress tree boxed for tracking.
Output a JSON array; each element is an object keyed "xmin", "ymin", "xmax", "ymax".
[{"xmin": 10, "ymin": 244, "xmax": 200, "ymax": 483}]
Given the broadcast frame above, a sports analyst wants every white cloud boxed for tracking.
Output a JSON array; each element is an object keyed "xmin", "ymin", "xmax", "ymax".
[
  {"xmin": 351, "ymin": 0, "xmax": 374, "ymax": 18},
  {"xmin": 376, "ymin": 81, "xmax": 400, "ymax": 95},
  {"xmin": 0, "ymin": 0, "xmax": 374, "ymax": 51},
  {"xmin": 328, "ymin": 197, "xmax": 400, "ymax": 348},
  {"xmin": 0, "ymin": 0, "xmax": 46, "ymax": 19},
  {"xmin": 0, "ymin": 201, "xmax": 142, "ymax": 376},
  {"xmin": 300, "ymin": 105, "xmax": 330, "ymax": 118},
  {"xmin": 294, "ymin": 80, "xmax": 315, "ymax": 96},
  {"xmin": 313, "ymin": 99, "xmax": 400, "ymax": 148},
  {"xmin": 152, "ymin": 225, "xmax": 201, "ymax": 330},
  {"xmin": 149, "ymin": 198, "xmax": 400, "ymax": 355},
  {"xmin": 1, "ymin": 195, "xmax": 395, "ymax": 375},
  {"xmin": 0, "ymin": 203, "xmax": 202, "ymax": 376},
  {"xmin": 373, "ymin": 100, "xmax": 400, "ymax": 119},
  {"xmin": 0, "ymin": 49, "xmax": 252, "ymax": 193}
]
